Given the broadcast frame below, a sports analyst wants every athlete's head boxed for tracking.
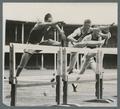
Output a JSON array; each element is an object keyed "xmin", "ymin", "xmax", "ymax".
[
  {"xmin": 83, "ymin": 19, "xmax": 92, "ymax": 29},
  {"xmin": 93, "ymin": 28, "xmax": 100, "ymax": 35},
  {"xmin": 102, "ymin": 26, "xmax": 110, "ymax": 34},
  {"xmin": 44, "ymin": 13, "xmax": 53, "ymax": 22}
]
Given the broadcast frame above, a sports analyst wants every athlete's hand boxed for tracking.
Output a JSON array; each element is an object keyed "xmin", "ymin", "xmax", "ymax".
[
  {"xmin": 61, "ymin": 34, "xmax": 67, "ymax": 41},
  {"xmin": 109, "ymin": 22, "xmax": 115, "ymax": 27},
  {"xmin": 53, "ymin": 21, "xmax": 66, "ymax": 26},
  {"xmin": 99, "ymin": 40, "xmax": 105, "ymax": 46},
  {"xmin": 57, "ymin": 21, "xmax": 66, "ymax": 25}
]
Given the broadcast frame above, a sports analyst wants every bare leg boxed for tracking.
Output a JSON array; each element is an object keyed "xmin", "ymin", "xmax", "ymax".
[
  {"xmin": 16, "ymin": 52, "xmax": 32, "ymax": 77},
  {"xmin": 89, "ymin": 59, "xmax": 97, "ymax": 73},
  {"xmin": 79, "ymin": 54, "xmax": 91, "ymax": 74},
  {"xmin": 76, "ymin": 53, "xmax": 96, "ymax": 80},
  {"xmin": 71, "ymin": 53, "xmax": 91, "ymax": 92},
  {"xmin": 67, "ymin": 52, "xmax": 78, "ymax": 73},
  {"xmin": 66, "ymin": 52, "xmax": 78, "ymax": 92},
  {"xmin": 90, "ymin": 52, "xmax": 104, "ymax": 73}
]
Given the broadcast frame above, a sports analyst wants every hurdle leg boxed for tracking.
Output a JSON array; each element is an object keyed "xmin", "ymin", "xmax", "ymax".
[
  {"xmin": 100, "ymin": 77, "xmax": 103, "ymax": 99},
  {"xmin": 56, "ymin": 75, "xmax": 61, "ymax": 105},
  {"xmin": 63, "ymin": 80, "xmax": 68, "ymax": 104},
  {"xmin": 76, "ymin": 53, "xmax": 79, "ymax": 69},
  {"xmin": 62, "ymin": 48, "xmax": 68, "ymax": 105},
  {"xmin": 85, "ymin": 50, "xmax": 114, "ymax": 103},
  {"xmin": 95, "ymin": 74, "xmax": 100, "ymax": 99},
  {"xmin": 100, "ymin": 51, "xmax": 103, "ymax": 99},
  {"xmin": 10, "ymin": 83, "xmax": 17, "ymax": 106},
  {"xmin": 54, "ymin": 29, "xmax": 57, "ymax": 71},
  {"xmin": 56, "ymin": 49, "xmax": 62, "ymax": 105},
  {"xmin": 9, "ymin": 43, "xmax": 17, "ymax": 106},
  {"xmin": 95, "ymin": 50, "xmax": 104, "ymax": 100},
  {"xmin": 95, "ymin": 50, "xmax": 101, "ymax": 99}
]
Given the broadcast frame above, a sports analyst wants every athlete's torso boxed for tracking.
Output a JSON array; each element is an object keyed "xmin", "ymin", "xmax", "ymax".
[
  {"xmin": 86, "ymin": 32, "xmax": 101, "ymax": 49},
  {"xmin": 74, "ymin": 26, "xmax": 93, "ymax": 40},
  {"xmin": 27, "ymin": 23, "xmax": 55, "ymax": 44}
]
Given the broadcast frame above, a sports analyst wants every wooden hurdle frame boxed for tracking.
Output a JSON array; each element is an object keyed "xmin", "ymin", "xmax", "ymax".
[
  {"xmin": 83, "ymin": 49, "xmax": 114, "ymax": 103},
  {"xmin": 9, "ymin": 43, "xmax": 62, "ymax": 106},
  {"xmin": 9, "ymin": 43, "xmax": 116, "ymax": 106},
  {"xmin": 62, "ymin": 47, "xmax": 115, "ymax": 104}
]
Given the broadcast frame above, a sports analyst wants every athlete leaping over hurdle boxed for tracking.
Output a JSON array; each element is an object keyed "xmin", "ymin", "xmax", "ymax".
[
  {"xmin": 16, "ymin": 13, "xmax": 66, "ymax": 77},
  {"xmin": 67, "ymin": 20, "xmax": 114, "ymax": 92}
]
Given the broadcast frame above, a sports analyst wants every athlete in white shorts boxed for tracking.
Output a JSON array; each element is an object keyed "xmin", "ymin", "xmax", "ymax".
[
  {"xmin": 72, "ymin": 27, "xmax": 111, "ymax": 92},
  {"xmin": 67, "ymin": 21, "xmax": 113, "ymax": 92}
]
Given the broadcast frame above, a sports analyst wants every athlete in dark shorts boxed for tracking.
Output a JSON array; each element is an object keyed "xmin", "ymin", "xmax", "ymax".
[{"xmin": 16, "ymin": 13, "xmax": 66, "ymax": 77}]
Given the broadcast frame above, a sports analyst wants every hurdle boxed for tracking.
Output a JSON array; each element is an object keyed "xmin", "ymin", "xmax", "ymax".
[
  {"xmin": 9, "ymin": 43, "xmax": 62, "ymax": 106},
  {"xmin": 9, "ymin": 43, "xmax": 116, "ymax": 106},
  {"xmin": 62, "ymin": 47, "xmax": 115, "ymax": 104},
  {"xmin": 84, "ymin": 49, "xmax": 114, "ymax": 103}
]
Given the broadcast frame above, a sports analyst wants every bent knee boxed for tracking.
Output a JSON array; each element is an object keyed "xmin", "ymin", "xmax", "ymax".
[
  {"xmin": 17, "ymin": 65, "xmax": 24, "ymax": 69},
  {"xmin": 85, "ymin": 54, "xmax": 91, "ymax": 61}
]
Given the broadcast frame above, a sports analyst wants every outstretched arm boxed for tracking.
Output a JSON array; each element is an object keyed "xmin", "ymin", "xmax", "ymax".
[
  {"xmin": 99, "ymin": 32, "xmax": 111, "ymax": 39},
  {"xmin": 54, "ymin": 24, "xmax": 66, "ymax": 41},
  {"xmin": 74, "ymin": 38, "xmax": 105, "ymax": 48},
  {"xmin": 74, "ymin": 40, "xmax": 105, "ymax": 48},
  {"xmin": 67, "ymin": 28, "xmax": 81, "ymax": 43},
  {"xmin": 99, "ymin": 22, "xmax": 115, "ymax": 31},
  {"xmin": 81, "ymin": 34, "xmax": 104, "ymax": 47},
  {"xmin": 33, "ymin": 21, "xmax": 65, "ymax": 30},
  {"xmin": 99, "ymin": 32, "xmax": 111, "ymax": 46},
  {"xmin": 85, "ymin": 40, "xmax": 105, "ymax": 47}
]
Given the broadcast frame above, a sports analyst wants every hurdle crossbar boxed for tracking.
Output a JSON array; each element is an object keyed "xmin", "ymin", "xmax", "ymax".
[{"xmin": 9, "ymin": 43, "xmax": 117, "ymax": 54}]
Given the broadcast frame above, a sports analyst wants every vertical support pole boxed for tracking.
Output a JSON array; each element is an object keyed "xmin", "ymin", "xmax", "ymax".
[
  {"xmin": 59, "ymin": 25, "xmax": 68, "ymax": 105},
  {"xmin": 41, "ymin": 54, "xmax": 44, "ymax": 70},
  {"xmin": 56, "ymin": 48, "xmax": 62, "ymax": 105},
  {"xmin": 54, "ymin": 29, "xmax": 57, "ymax": 71},
  {"xmin": 21, "ymin": 23, "xmax": 24, "ymax": 44},
  {"xmin": 80, "ymin": 54, "xmax": 83, "ymax": 66},
  {"xmin": 3, "ymin": 18, "xmax": 6, "ymax": 103},
  {"xmin": 15, "ymin": 26, "xmax": 17, "ymax": 42},
  {"xmin": 54, "ymin": 54, "xmax": 57, "ymax": 71},
  {"xmin": 95, "ymin": 49, "xmax": 103, "ymax": 100},
  {"xmin": 62, "ymin": 48, "xmax": 68, "ymax": 105},
  {"xmin": 9, "ymin": 43, "xmax": 17, "ymax": 106},
  {"xmin": 76, "ymin": 53, "xmax": 79, "ymax": 69},
  {"xmin": 99, "ymin": 50, "xmax": 103, "ymax": 99},
  {"xmin": 95, "ymin": 50, "xmax": 100, "ymax": 99}
]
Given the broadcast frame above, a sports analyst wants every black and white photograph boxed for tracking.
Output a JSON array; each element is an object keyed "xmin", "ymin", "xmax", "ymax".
[{"xmin": 3, "ymin": 3, "xmax": 117, "ymax": 107}]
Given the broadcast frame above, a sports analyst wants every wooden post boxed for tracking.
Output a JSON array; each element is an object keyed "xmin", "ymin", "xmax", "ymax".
[
  {"xmin": 56, "ymin": 48, "xmax": 62, "ymax": 105},
  {"xmin": 41, "ymin": 54, "xmax": 44, "ymax": 70},
  {"xmin": 9, "ymin": 43, "xmax": 17, "ymax": 106},
  {"xmin": 59, "ymin": 25, "xmax": 68, "ymax": 105},
  {"xmin": 62, "ymin": 48, "xmax": 68, "ymax": 105},
  {"xmin": 54, "ymin": 54, "xmax": 57, "ymax": 71},
  {"xmin": 77, "ymin": 53, "xmax": 79, "ymax": 69},
  {"xmin": 54, "ymin": 29, "xmax": 57, "ymax": 71},
  {"xmin": 99, "ymin": 50, "xmax": 103, "ymax": 99},
  {"xmin": 95, "ymin": 50, "xmax": 100, "ymax": 99},
  {"xmin": 95, "ymin": 49, "xmax": 103, "ymax": 99},
  {"xmin": 15, "ymin": 26, "xmax": 17, "ymax": 43},
  {"xmin": 21, "ymin": 23, "xmax": 24, "ymax": 44}
]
